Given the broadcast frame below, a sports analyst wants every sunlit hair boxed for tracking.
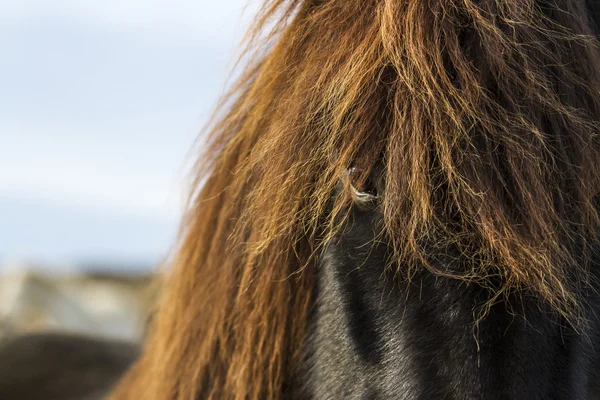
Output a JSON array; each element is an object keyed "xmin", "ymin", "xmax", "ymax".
[{"xmin": 110, "ymin": 0, "xmax": 600, "ymax": 398}]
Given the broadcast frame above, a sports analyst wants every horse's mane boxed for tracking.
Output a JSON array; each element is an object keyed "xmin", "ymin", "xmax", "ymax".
[{"xmin": 109, "ymin": 0, "xmax": 600, "ymax": 398}]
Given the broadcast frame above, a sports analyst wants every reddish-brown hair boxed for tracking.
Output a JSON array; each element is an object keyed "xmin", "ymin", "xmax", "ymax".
[{"xmin": 110, "ymin": 0, "xmax": 600, "ymax": 398}]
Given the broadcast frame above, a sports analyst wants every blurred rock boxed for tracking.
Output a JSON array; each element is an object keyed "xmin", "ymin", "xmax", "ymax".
[{"xmin": 0, "ymin": 265, "xmax": 158, "ymax": 342}]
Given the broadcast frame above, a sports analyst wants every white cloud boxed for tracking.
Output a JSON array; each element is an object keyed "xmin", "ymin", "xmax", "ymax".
[
  {"xmin": 0, "ymin": 114, "xmax": 199, "ymax": 221},
  {"xmin": 0, "ymin": 0, "xmax": 257, "ymax": 220},
  {"xmin": 0, "ymin": 0, "xmax": 261, "ymax": 264},
  {"xmin": 0, "ymin": 0, "xmax": 258, "ymax": 40}
]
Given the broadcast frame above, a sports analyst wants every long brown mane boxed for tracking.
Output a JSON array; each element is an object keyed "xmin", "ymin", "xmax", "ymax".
[{"xmin": 109, "ymin": 0, "xmax": 600, "ymax": 398}]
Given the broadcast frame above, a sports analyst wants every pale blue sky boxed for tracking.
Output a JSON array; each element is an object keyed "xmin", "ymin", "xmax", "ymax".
[{"xmin": 0, "ymin": 0, "xmax": 254, "ymax": 270}]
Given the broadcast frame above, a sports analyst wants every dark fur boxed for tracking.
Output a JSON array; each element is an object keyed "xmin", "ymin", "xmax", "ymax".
[
  {"xmin": 0, "ymin": 333, "xmax": 138, "ymax": 400},
  {"xmin": 302, "ymin": 4, "xmax": 600, "ymax": 397},
  {"xmin": 305, "ymin": 186, "xmax": 600, "ymax": 399}
]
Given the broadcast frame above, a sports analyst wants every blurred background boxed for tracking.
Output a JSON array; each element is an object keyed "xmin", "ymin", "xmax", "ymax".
[{"xmin": 0, "ymin": 0, "xmax": 254, "ymax": 342}]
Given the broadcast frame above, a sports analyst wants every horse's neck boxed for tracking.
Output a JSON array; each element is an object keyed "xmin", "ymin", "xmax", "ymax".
[{"xmin": 304, "ymin": 250, "xmax": 600, "ymax": 399}]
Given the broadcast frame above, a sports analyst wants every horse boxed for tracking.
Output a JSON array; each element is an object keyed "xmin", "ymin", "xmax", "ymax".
[
  {"xmin": 0, "ymin": 270, "xmax": 157, "ymax": 400},
  {"xmin": 0, "ymin": 332, "xmax": 138, "ymax": 400},
  {"xmin": 108, "ymin": 0, "xmax": 600, "ymax": 398}
]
